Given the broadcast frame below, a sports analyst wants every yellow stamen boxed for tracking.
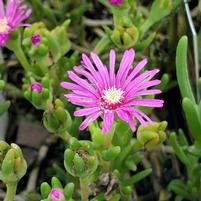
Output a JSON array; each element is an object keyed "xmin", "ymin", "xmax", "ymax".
[
  {"xmin": 102, "ymin": 87, "xmax": 124, "ymax": 104},
  {"xmin": 0, "ymin": 18, "xmax": 9, "ymax": 34}
]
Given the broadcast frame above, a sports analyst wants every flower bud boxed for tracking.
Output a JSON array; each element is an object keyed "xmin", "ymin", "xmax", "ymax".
[
  {"xmin": 137, "ymin": 121, "xmax": 167, "ymax": 149},
  {"xmin": 40, "ymin": 177, "xmax": 75, "ymax": 201},
  {"xmin": 31, "ymin": 34, "xmax": 41, "ymax": 46},
  {"xmin": 64, "ymin": 139, "xmax": 98, "ymax": 177},
  {"xmin": 48, "ymin": 188, "xmax": 65, "ymax": 201},
  {"xmin": 0, "ymin": 142, "xmax": 27, "ymax": 184},
  {"xmin": 111, "ymin": 25, "xmax": 139, "ymax": 49},
  {"xmin": 0, "ymin": 141, "xmax": 9, "ymax": 152},
  {"xmin": 43, "ymin": 99, "xmax": 72, "ymax": 134},
  {"xmin": 23, "ymin": 76, "xmax": 51, "ymax": 109},
  {"xmin": 109, "ymin": 0, "xmax": 123, "ymax": 6},
  {"xmin": 23, "ymin": 21, "xmax": 71, "ymax": 77},
  {"xmin": 30, "ymin": 82, "xmax": 43, "ymax": 93}
]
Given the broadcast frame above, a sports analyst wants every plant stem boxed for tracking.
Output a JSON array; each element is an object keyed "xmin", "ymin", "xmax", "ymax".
[
  {"xmin": 14, "ymin": 48, "xmax": 31, "ymax": 72},
  {"xmin": 93, "ymin": 35, "xmax": 110, "ymax": 55},
  {"xmin": 58, "ymin": 131, "xmax": 72, "ymax": 143},
  {"xmin": 80, "ymin": 177, "xmax": 90, "ymax": 201},
  {"xmin": 4, "ymin": 183, "xmax": 17, "ymax": 201},
  {"xmin": 6, "ymin": 31, "xmax": 31, "ymax": 72},
  {"xmin": 0, "ymin": 48, "xmax": 4, "ymax": 65}
]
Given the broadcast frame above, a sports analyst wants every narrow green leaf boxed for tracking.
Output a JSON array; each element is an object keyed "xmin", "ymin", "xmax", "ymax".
[
  {"xmin": 168, "ymin": 179, "xmax": 192, "ymax": 200},
  {"xmin": 125, "ymin": 168, "xmax": 152, "ymax": 185},
  {"xmin": 182, "ymin": 98, "xmax": 201, "ymax": 145},
  {"xmin": 176, "ymin": 36, "xmax": 195, "ymax": 103},
  {"xmin": 169, "ymin": 132, "xmax": 191, "ymax": 167},
  {"xmin": 40, "ymin": 182, "xmax": 51, "ymax": 199}
]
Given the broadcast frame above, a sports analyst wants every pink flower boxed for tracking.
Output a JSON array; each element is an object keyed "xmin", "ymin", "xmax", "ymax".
[
  {"xmin": 48, "ymin": 189, "xmax": 65, "ymax": 201},
  {"xmin": 30, "ymin": 82, "xmax": 42, "ymax": 93},
  {"xmin": 61, "ymin": 49, "xmax": 164, "ymax": 134},
  {"xmin": 109, "ymin": 0, "xmax": 123, "ymax": 6},
  {"xmin": 31, "ymin": 34, "xmax": 41, "ymax": 46},
  {"xmin": 0, "ymin": 0, "xmax": 32, "ymax": 46}
]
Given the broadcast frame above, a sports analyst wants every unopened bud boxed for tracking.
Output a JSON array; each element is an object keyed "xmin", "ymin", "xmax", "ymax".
[
  {"xmin": 137, "ymin": 121, "xmax": 167, "ymax": 149},
  {"xmin": 31, "ymin": 34, "xmax": 41, "ymax": 47},
  {"xmin": 48, "ymin": 188, "xmax": 65, "ymax": 201},
  {"xmin": 109, "ymin": 0, "xmax": 123, "ymax": 6},
  {"xmin": 30, "ymin": 82, "xmax": 43, "ymax": 93}
]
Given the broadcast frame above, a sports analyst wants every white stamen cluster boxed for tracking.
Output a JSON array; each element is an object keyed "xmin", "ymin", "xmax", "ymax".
[
  {"xmin": 102, "ymin": 87, "xmax": 124, "ymax": 104},
  {"xmin": 0, "ymin": 18, "xmax": 9, "ymax": 34}
]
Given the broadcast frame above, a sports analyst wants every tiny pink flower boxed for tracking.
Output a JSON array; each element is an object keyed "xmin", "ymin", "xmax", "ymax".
[
  {"xmin": 109, "ymin": 0, "xmax": 123, "ymax": 6},
  {"xmin": 31, "ymin": 34, "xmax": 41, "ymax": 46},
  {"xmin": 0, "ymin": 0, "xmax": 32, "ymax": 46},
  {"xmin": 30, "ymin": 82, "xmax": 42, "ymax": 93},
  {"xmin": 61, "ymin": 49, "xmax": 164, "ymax": 134},
  {"xmin": 48, "ymin": 189, "xmax": 65, "ymax": 201}
]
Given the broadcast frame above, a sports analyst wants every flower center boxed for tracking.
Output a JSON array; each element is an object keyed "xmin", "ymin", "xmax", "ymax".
[
  {"xmin": 0, "ymin": 18, "xmax": 9, "ymax": 34},
  {"xmin": 102, "ymin": 87, "xmax": 124, "ymax": 105}
]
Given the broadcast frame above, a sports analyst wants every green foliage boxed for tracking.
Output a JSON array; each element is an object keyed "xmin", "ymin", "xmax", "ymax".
[
  {"xmin": 169, "ymin": 36, "xmax": 201, "ymax": 200},
  {"xmin": 140, "ymin": 0, "xmax": 181, "ymax": 35}
]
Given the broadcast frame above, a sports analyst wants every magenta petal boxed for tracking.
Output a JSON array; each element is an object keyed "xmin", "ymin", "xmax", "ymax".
[
  {"xmin": 0, "ymin": 34, "xmax": 10, "ymax": 46},
  {"xmin": 18, "ymin": 23, "xmax": 31, "ymax": 27},
  {"xmin": 79, "ymin": 111, "xmax": 102, "ymax": 130},
  {"xmin": 116, "ymin": 110, "xmax": 129, "ymax": 123},
  {"xmin": 109, "ymin": 0, "xmax": 123, "ymax": 6},
  {"xmin": 6, "ymin": 0, "xmax": 16, "ymax": 18},
  {"xmin": 125, "ymin": 79, "xmax": 161, "ymax": 99},
  {"xmin": 133, "ymin": 112, "xmax": 147, "ymax": 127},
  {"xmin": 74, "ymin": 107, "xmax": 100, "ymax": 117},
  {"xmin": 64, "ymin": 94, "xmax": 97, "ymax": 107},
  {"xmin": 123, "ymin": 58, "xmax": 148, "ymax": 88},
  {"xmin": 102, "ymin": 112, "xmax": 114, "ymax": 134},
  {"xmin": 60, "ymin": 81, "xmax": 82, "ymax": 90},
  {"xmin": 116, "ymin": 109, "xmax": 136, "ymax": 132},
  {"xmin": 72, "ymin": 89, "xmax": 96, "ymax": 98},
  {"xmin": 135, "ymin": 80, "xmax": 161, "ymax": 91},
  {"xmin": 122, "ymin": 107, "xmax": 153, "ymax": 127},
  {"xmin": 135, "ymin": 89, "xmax": 161, "ymax": 96},
  {"xmin": 81, "ymin": 58, "xmax": 104, "ymax": 90},
  {"xmin": 61, "ymin": 82, "xmax": 95, "ymax": 98},
  {"xmin": 127, "ymin": 113, "xmax": 136, "ymax": 132},
  {"xmin": 125, "ymin": 80, "xmax": 161, "ymax": 99},
  {"xmin": 90, "ymin": 52, "xmax": 109, "ymax": 88},
  {"xmin": 116, "ymin": 49, "xmax": 135, "ymax": 87},
  {"xmin": 68, "ymin": 71, "xmax": 98, "ymax": 98},
  {"xmin": 135, "ymin": 109, "xmax": 154, "ymax": 125},
  {"xmin": 124, "ymin": 69, "xmax": 160, "ymax": 92},
  {"xmin": 109, "ymin": 49, "xmax": 116, "ymax": 86},
  {"xmin": 64, "ymin": 93, "xmax": 94, "ymax": 101},
  {"xmin": 81, "ymin": 54, "xmax": 102, "ymax": 83},
  {"xmin": 126, "ymin": 99, "xmax": 164, "ymax": 108},
  {"xmin": 0, "ymin": 0, "xmax": 5, "ymax": 18},
  {"xmin": 73, "ymin": 66, "xmax": 102, "ymax": 92}
]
